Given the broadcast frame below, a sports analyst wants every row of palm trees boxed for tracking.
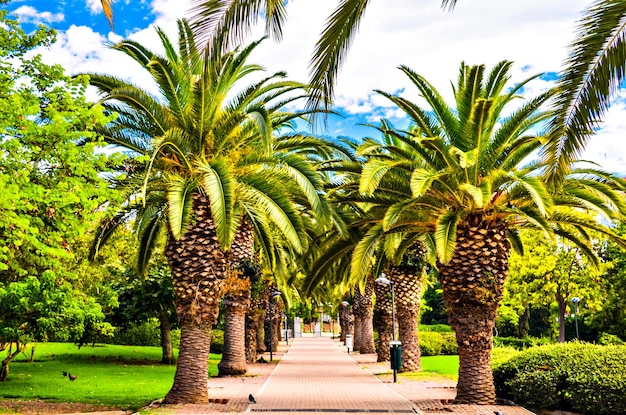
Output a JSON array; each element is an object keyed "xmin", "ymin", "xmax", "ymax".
[{"xmin": 87, "ymin": 16, "xmax": 626, "ymax": 407}]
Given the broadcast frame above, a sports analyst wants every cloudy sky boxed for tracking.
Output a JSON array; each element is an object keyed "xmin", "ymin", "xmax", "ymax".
[{"xmin": 9, "ymin": 0, "xmax": 626, "ymax": 174}]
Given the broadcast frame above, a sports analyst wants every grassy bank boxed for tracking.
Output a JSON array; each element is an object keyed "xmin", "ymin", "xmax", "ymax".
[{"xmin": 1, "ymin": 343, "xmax": 220, "ymax": 409}]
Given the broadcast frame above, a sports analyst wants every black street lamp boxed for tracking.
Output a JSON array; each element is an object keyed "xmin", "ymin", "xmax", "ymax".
[
  {"xmin": 375, "ymin": 273, "xmax": 400, "ymax": 383},
  {"xmin": 268, "ymin": 291, "xmax": 282, "ymax": 361},
  {"xmin": 571, "ymin": 297, "xmax": 580, "ymax": 340}
]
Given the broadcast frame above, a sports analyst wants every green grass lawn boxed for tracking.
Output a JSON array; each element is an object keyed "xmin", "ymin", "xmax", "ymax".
[
  {"xmin": 399, "ymin": 355, "xmax": 459, "ymax": 382},
  {"xmin": 1, "ymin": 343, "xmax": 221, "ymax": 410}
]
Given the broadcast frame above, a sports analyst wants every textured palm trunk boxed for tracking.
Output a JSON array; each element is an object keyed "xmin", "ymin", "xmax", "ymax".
[
  {"xmin": 218, "ymin": 220, "xmax": 254, "ymax": 376},
  {"xmin": 339, "ymin": 301, "xmax": 351, "ymax": 343},
  {"xmin": 164, "ymin": 194, "xmax": 227, "ymax": 404},
  {"xmin": 374, "ymin": 282, "xmax": 393, "ymax": 362},
  {"xmin": 389, "ymin": 261, "xmax": 425, "ymax": 372},
  {"xmin": 218, "ymin": 300, "xmax": 248, "ymax": 375},
  {"xmin": 245, "ymin": 306, "xmax": 263, "ymax": 363},
  {"xmin": 353, "ymin": 278, "xmax": 376, "ymax": 354},
  {"xmin": 159, "ymin": 310, "xmax": 174, "ymax": 364},
  {"xmin": 255, "ymin": 310, "xmax": 267, "ymax": 352},
  {"xmin": 264, "ymin": 297, "xmax": 283, "ymax": 352},
  {"xmin": 438, "ymin": 219, "xmax": 510, "ymax": 404}
]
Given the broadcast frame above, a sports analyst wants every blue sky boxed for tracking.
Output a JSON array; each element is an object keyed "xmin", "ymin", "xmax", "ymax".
[{"xmin": 7, "ymin": 0, "xmax": 626, "ymax": 174}]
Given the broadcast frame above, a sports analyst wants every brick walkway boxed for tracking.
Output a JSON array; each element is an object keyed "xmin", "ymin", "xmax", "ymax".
[{"xmin": 247, "ymin": 337, "xmax": 416, "ymax": 414}]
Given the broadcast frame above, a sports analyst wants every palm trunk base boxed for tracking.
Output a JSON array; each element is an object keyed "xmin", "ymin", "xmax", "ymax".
[
  {"xmin": 398, "ymin": 307, "xmax": 420, "ymax": 372},
  {"xmin": 165, "ymin": 322, "xmax": 211, "ymax": 404}
]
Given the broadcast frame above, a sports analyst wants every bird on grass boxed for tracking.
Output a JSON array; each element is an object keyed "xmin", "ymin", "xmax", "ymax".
[
  {"xmin": 248, "ymin": 394, "xmax": 256, "ymax": 404},
  {"xmin": 62, "ymin": 371, "xmax": 68, "ymax": 377},
  {"xmin": 68, "ymin": 373, "xmax": 78, "ymax": 381}
]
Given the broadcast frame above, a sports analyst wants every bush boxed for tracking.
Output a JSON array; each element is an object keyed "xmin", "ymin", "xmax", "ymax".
[
  {"xmin": 598, "ymin": 332, "xmax": 624, "ymax": 345},
  {"xmin": 112, "ymin": 319, "xmax": 161, "ymax": 346},
  {"xmin": 491, "ymin": 346, "xmax": 521, "ymax": 370},
  {"xmin": 419, "ymin": 324, "xmax": 452, "ymax": 333},
  {"xmin": 210, "ymin": 329, "xmax": 224, "ymax": 354},
  {"xmin": 440, "ymin": 332, "xmax": 458, "ymax": 355},
  {"xmin": 419, "ymin": 331, "xmax": 444, "ymax": 356},
  {"xmin": 493, "ymin": 336, "xmax": 552, "ymax": 350},
  {"xmin": 493, "ymin": 343, "xmax": 626, "ymax": 414}
]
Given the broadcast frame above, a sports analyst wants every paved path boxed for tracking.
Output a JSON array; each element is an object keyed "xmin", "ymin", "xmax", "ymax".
[{"xmin": 246, "ymin": 337, "xmax": 417, "ymax": 414}]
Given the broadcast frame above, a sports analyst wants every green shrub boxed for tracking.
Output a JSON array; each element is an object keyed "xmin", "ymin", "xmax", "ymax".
[
  {"xmin": 210, "ymin": 329, "xmax": 224, "ymax": 354},
  {"xmin": 419, "ymin": 331, "xmax": 444, "ymax": 356},
  {"xmin": 493, "ymin": 336, "xmax": 552, "ymax": 350},
  {"xmin": 491, "ymin": 346, "xmax": 521, "ymax": 370},
  {"xmin": 493, "ymin": 343, "xmax": 626, "ymax": 414},
  {"xmin": 419, "ymin": 324, "xmax": 452, "ymax": 333},
  {"xmin": 598, "ymin": 332, "xmax": 624, "ymax": 345},
  {"xmin": 440, "ymin": 332, "xmax": 458, "ymax": 355},
  {"xmin": 112, "ymin": 319, "xmax": 161, "ymax": 346}
]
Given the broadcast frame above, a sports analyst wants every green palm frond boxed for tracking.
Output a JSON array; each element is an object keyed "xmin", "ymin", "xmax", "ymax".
[
  {"xmin": 350, "ymin": 223, "xmax": 384, "ymax": 283},
  {"xmin": 136, "ymin": 212, "xmax": 167, "ymax": 276},
  {"xmin": 198, "ymin": 159, "xmax": 235, "ymax": 247},
  {"xmin": 545, "ymin": 0, "xmax": 626, "ymax": 183},
  {"xmin": 166, "ymin": 176, "xmax": 197, "ymax": 239},
  {"xmin": 435, "ymin": 210, "xmax": 459, "ymax": 263},
  {"xmin": 308, "ymin": 0, "xmax": 370, "ymax": 111}
]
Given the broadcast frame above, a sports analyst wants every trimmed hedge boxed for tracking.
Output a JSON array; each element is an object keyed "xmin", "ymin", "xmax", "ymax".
[
  {"xmin": 419, "ymin": 331, "xmax": 458, "ymax": 356},
  {"xmin": 493, "ymin": 336, "xmax": 552, "ymax": 350},
  {"xmin": 493, "ymin": 343, "xmax": 626, "ymax": 414},
  {"xmin": 419, "ymin": 324, "xmax": 453, "ymax": 333}
]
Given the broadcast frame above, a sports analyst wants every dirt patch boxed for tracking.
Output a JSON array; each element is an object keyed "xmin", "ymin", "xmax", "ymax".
[{"xmin": 0, "ymin": 400, "xmax": 123, "ymax": 415}]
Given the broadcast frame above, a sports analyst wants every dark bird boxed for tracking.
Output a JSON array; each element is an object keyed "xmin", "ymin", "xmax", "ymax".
[
  {"xmin": 248, "ymin": 394, "xmax": 256, "ymax": 404},
  {"xmin": 494, "ymin": 411, "xmax": 505, "ymax": 415},
  {"xmin": 68, "ymin": 373, "xmax": 78, "ymax": 381},
  {"xmin": 62, "ymin": 371, "xmax": 68, "ymax": 377}
]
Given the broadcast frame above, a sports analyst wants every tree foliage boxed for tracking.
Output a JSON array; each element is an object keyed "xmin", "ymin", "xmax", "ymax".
[{"xmin": 0, "ymin": 4, "xmax": 122, "ymax": 379}]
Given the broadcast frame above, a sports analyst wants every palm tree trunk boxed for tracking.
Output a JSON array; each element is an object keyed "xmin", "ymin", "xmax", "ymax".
[
  {"xmin": 159, "ymin": 310, "xmax": 174, "ymax": 364},
  {"xmin": 219, "ymin": 220, "xmax": 255, "ymax": 375},
  {"xmin": 339, "ymin": 301, "xmax": 350, "ymax": 343},
  {"xmin": 164, "ymin": 194, "xmax": 227, "ymax": 404},
  {"xmin": 374, "ymin": 282, "xmax": 393, "ymax": 362},
  {"xmin": 397, "ymin": 307, "xmax": 420, "ymax": 372},
  {"xmin": 353, "ymin": 279, "xmax": 376, "ymax": 354},
  {"xmin": 438, "ymin": 221, "xmax": 510, "ymax": 404},
  {"xmin": 165, "ymin": 323, "xmax": 212, "ymax": 403},
  {"xmin": 256, "ymin": 310, "xmax": 267, "ymax": 352},
  {"xmin": 390, "ymin": 260, "xmax": 426, "ymax": 372},
  {"xmin": 245, "ymin": 309, "xmax": 260, "ymax": 363},
  {"xmin": 219, "ymin": 299, "xmax": 248, "ymax": 376}
]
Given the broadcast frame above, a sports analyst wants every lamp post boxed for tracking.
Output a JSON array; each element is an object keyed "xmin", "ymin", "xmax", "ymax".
[
  {"xmin": 571, "ymin": 297, "xmax": 580, "ymax": 340},
  {"xmin": 375, "ymin": 273, "xmax": 400, "ymax": 383},
  {"xmin": 284, "ymin": 313, "xmax": 289, "ymax": 345},
  {"xmin": 268, "ymin": 291, "xmax": 282, "ymax": 361},
  {"xmin": 341, "ymin": 300, "xmax": 352, "ymax": 353}
]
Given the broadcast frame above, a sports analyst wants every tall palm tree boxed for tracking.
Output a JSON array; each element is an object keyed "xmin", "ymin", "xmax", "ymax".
[
  {"xmin": 356, "ymin": 60, "xmax": 626, "ymax": 403},
  {"xmin": 86, "ymin": 20, "xmax": 323, "ymax": 403}
]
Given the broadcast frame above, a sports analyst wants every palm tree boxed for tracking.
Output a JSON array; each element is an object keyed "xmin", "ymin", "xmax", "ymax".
[
  {"xmin": 356, "ymin": 60, "xmax": 626, "ymax": 403},
  {"xmin": 86, "ymin": 20, "xmax": 322, "ymax": 403}
]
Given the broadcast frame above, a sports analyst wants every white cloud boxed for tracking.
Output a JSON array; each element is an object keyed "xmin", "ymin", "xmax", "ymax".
[
  {"xmin": 29, "ymin": 0, "xmax": 626, "ymax": 173},
  {"xmin": 14, "ymin": 5, "xmax": 64, "ymax": 24},
  {"xmin": 85, "ymin": 0, "xmax": 104, "ymax": 14}
]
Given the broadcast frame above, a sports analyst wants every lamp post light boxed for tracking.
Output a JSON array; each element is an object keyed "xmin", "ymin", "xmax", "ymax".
[
  {"xmin": 571, "ymin": 297, "xmax": 580, "ymax": 340},
  {"xmin": 375, "ymin": 273, "xmax": 400, "ymax": 383},
  {"xmin": 268, "ymin": 291, "xmax": 282, "ymax": 361}
]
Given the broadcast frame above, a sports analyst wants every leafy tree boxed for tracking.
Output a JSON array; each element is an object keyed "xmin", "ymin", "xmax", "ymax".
[
  {"xmin": 594, "ymin": 222, "xmax": 626, "ymax": 340},
  {"xmin": 504, "ymin": 229, "xmax": 606, "ymax": 342},
  {"xmin": 112, "ymin": 260, "xmax": 177, "ymax": 364},
  {"xmin": 0, "ymin": 4, "xmax": 121, "ymax": 380}
]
